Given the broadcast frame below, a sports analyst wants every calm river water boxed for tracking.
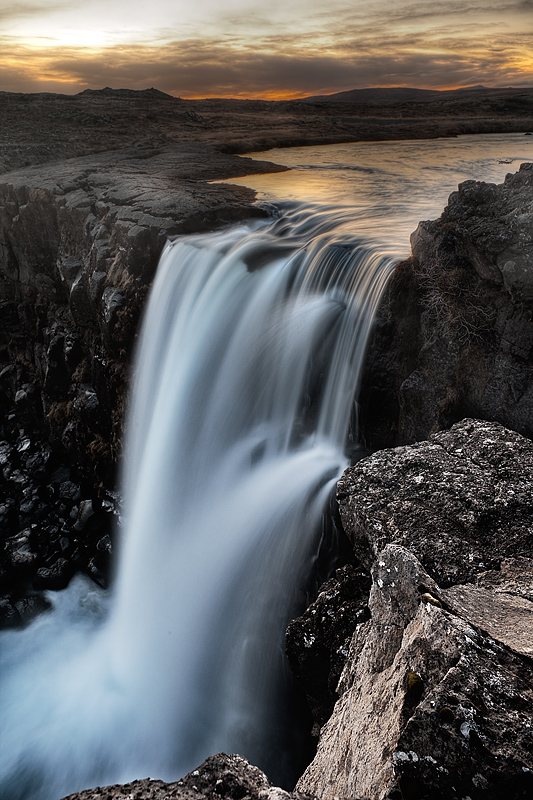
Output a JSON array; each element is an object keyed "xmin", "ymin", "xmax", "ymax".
[{"xmin": 224, "ymin": 132, "xmax": 533, "ymax": 253}]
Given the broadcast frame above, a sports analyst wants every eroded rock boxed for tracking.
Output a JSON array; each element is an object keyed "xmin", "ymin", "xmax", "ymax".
[{"xmin": 297, "ymin": 545, "xmax": 533, "ymax": 800}]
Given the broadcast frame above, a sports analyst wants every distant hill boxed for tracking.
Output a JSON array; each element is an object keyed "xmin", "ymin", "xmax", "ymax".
[
  {"xmin": 77, "ymin": 87, "xmax": 179, "ymax": 101},
  {"xmin": 302, "ymin": 86, "xmax": 495, "ymax": 104}
]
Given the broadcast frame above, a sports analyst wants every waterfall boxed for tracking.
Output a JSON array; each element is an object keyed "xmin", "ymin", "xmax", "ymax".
[{"xmin": 0, "ymin": 203, "xmax": 395, "ymax": 800}]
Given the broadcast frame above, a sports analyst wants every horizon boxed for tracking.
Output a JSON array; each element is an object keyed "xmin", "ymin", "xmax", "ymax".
[
  {"xmin": 1, "ymin": 0, "xmax": 532, "ymax": 98},
  {"xmin": 1, "ymin": 82, "xmax": 532, "ymax": 102}
]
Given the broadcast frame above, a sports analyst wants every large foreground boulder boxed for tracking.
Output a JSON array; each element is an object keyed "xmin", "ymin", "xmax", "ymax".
[
  {"xmin": 62, "ymin": 753, "xmax": 311, "ymax": 800},
  {"xmin": 297, "ymin": 545, "xmax": 533, "ymax": 800},
  {"xmin": 291, "ymin": 418, "xmax": 533, "ymax": 799}
]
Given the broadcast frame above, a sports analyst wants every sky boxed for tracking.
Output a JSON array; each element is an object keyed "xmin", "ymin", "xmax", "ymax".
[{"xmin": 0, "ymin": 0, "xmax": 532, "ymax": 98}]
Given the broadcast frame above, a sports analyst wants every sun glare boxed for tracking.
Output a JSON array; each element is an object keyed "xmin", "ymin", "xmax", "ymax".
[{"xmin": 22, "ymin": 30, "xmax": 118, "ymax": 50}]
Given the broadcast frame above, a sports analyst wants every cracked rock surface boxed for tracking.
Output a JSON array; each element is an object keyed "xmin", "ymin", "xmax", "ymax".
[
  {"xmin": 337, "ymin": 418, "xmax": 533, "ymax": 586},
  {"xmin": 297, "ymin": 545, "xmax": 533, "ymax": 800}
]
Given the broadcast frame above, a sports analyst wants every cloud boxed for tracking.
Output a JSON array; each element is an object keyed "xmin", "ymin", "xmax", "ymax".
[
  {"xmin": 0, "ymin": 1, "xmax": 69, "ymax": 23},
  {"xmin": 0, "ymin": 0, "xmax": 531, "ymax": 96},
  {"xmin": 3, "ymin": 33, "xmax": 530, "ymax": 98}
]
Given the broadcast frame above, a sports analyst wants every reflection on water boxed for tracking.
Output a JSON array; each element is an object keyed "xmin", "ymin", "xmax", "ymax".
[{"xmin": 222, "ymin": 133, "xmax": 533, "ymax": 254}]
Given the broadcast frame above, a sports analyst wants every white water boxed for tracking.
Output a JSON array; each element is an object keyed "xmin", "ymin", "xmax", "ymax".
[{"xmin": 0, "ymin": 204, "xmax": 394, "ymax": 799}]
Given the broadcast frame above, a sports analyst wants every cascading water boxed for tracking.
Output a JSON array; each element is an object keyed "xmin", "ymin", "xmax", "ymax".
[{"xmin": 0, "ymin": 202, "xmax": 395, "ymax": 800}]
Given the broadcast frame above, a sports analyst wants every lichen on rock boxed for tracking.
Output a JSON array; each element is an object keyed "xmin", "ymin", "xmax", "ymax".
[{"xmin": 297, "ymin": 545, "xmax": 533, "ymax": 800}]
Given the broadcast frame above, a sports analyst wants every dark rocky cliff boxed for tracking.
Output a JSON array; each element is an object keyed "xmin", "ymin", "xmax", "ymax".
[
  {"xmin": 0, "ymin": 144, "xmax": 277, "ymax": 478},
  {"xmin": 361, "ymin": 163, "xmax": 533, "ymax": 448},
  {"xmin": 0, "ymin": 141, "xmax": 282, "ymax": 623}
]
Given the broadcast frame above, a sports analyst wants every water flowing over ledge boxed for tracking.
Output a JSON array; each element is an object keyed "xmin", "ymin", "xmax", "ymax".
[{"xmin": 0, "ymin": 202, "xmax": 395, "ymax": 800}]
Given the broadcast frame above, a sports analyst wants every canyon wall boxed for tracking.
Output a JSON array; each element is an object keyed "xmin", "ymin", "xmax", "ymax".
[{"xmin": 361, "ymin": 163, "xmax": 533, "ymax": 448}]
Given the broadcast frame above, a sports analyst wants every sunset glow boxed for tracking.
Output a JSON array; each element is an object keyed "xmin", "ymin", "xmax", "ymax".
[{"xmin": 0, "ymin": 0, "xmax": 532, "ymax": 97}]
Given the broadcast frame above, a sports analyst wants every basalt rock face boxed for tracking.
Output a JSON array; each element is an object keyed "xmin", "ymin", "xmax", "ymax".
[
  {"xmin": 0, "ymin": 143, "xmax": 273, "ymax": 474},
  {"xmin": 285, "ymin": 563, "xmax": 371, "ymax": 733},
  {"xmin": 0, "ymin": 142, "xmax": 281, "ymax": 625},
  {"xmin": 360, "ymin": 163, "xmax": 533, "ymax": 449},
  {"xmin": 61, "ymin": 753, "xmax": 313, "ymax": 800}
]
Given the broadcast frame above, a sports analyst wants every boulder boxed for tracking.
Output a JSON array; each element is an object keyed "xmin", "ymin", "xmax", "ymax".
[
  {"xmin": 297, "ymin": 545, "xmax": 533, "ymax": 800},
  {"xmin": 295, "ymin": 419, "xmax": 533, "ymax": 799},
  {"xmin": 337, "ymin": 418, "xmax": 533, "ymax": 586}
]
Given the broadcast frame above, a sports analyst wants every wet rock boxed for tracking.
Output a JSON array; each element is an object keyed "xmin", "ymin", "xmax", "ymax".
[
  {"xmin": 4, "ymin": 530, "xmax": 38, "ymax": 576},
  {"xmin": 44, "ymin": 334, "xmax": 71, "ymax": 399},
  {"xmin": 0, "ymin": 596, "xmax": 20, "ymax": 627},
  {"xmin": 33, "ymin": 557, "xmax": 74, "ymax": 590},
  {"xmin": 73, "ymin": 499, "xmax": 96, "ymax": 532},
  {"xmin": 85, "ymin": 533, "xmax": 114, "ymax": 586},
  {"xmin": 61, "ymin": 753, "xmax": 314, "ymax": 800},
  {"xmin": 69, "ymin": 274, "xmax": 94, "ymax": 327},
  {"xmin": 0, "ymin": 593, "xmax": 51, "ymax": 628},
  {"xmin": 286, "ymin": 564, "xmax": 371, "ymax": 731},
  {"xmin": 12, "ymin": 383, "xmax": 39, "ymax": 426},
  {"xmin": 22, "ymin": 444, "xmax": 52, "ymax": 478},
  {"xmin": 100, "ymin": 287, "xmax": 125, "ymax": 340},
  {"xmin": 0, "ymin": 414, "xmax": 118, "ymax": 626},
  {"xmin": 59, "ymin": 480, "xmax": 81, "ymax": 504},
  {"xmin": 297, "ymin": 545, "xmax": 533, "ymax": 800},
  {"xmin": 73, "ymin": 388, "xmax": 100, "ymax": 421},
  {"xmin": 0, "ymin": 502, "xmax": 14, "ymax": 532},
  {"xmin": 58, "ymin": 256, "xmax": 83, "ymax": 289},
  {"xmin": 337, "ymin": 418, "xmax": 533, "ymax": 586},
  {"xmin": 13, "ymin": 593, "xmax": 52, "ymax": 625},
  {"xmin": 0, "ymin": 441, "xmax": 13, "ymax": 466}
]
